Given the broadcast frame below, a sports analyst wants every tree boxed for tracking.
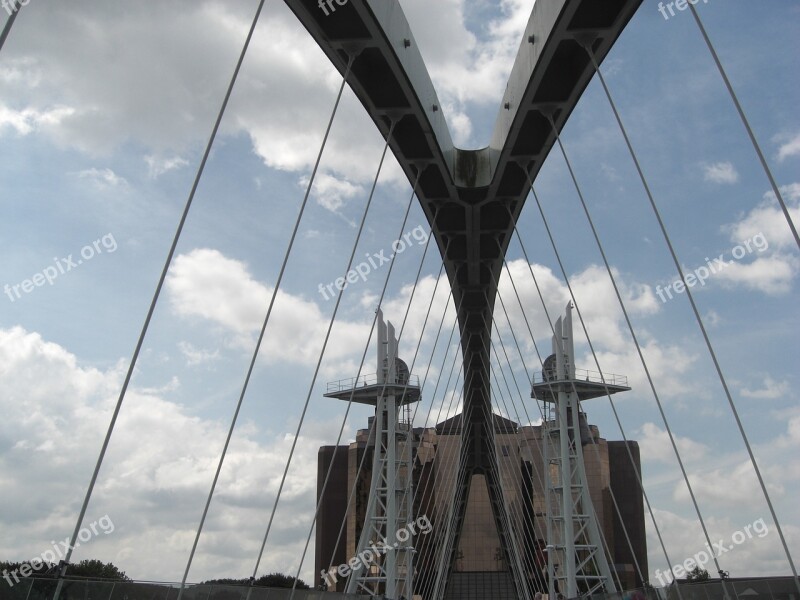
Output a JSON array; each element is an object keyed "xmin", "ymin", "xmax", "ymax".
[
  {"xmin": 686, "ymin": 566, "xmax": 709, "ymax": 582},
  {"xmin": 68, "ymin": 559, "xmax": 130, "ymax": 581},
  {"xmin": 200, "ymin": 573, "xmax": 309, "ymax": 590},
  {"xmin": 1, "ymin": 559, "xmax": 129, "ymax": 581},
  {"xmin": 256, "ymin": 573, "xmax": 309, "ymax": 589}
]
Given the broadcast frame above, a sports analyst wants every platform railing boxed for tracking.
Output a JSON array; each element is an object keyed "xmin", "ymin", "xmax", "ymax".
[
  {"xmin": 531, "ymin": 367, "xmax": 628, "ymax": 387},
  {"xmin": 0, "ymin": 578, "xmax": 364, "ymax": 600},
  {"xmin": 326, "ymin": 372, "xmax": 420, "ymax": 394}
]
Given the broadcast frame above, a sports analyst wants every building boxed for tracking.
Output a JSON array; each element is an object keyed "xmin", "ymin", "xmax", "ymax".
[{"xmin": 315, "ymin": 413, "xmax": 648, "ymax": 597}]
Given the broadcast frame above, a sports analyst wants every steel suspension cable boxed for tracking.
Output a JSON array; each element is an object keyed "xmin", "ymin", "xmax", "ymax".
[
  {"xmin": 547, "ymin": 111, "xmax": 732, "ymax": 588},
  {"xmin": 485, "ymin": 358, "xmax": 551, "ymax": 594},
  {"xmin": 287, "ymin": 171, "xmax": 422, "ymax": 598},
  {"xmin": 489, "ymin": 263, "xmax": 623, "ymax": 577},
  {"xmin": 442, "ymin": 345, "xmax": 528, "ymax": 598},
  {"xmin": 415, "ymin": 339, "xmax": 471, "ymax": 596},
  {"xmin": 429, "ymin": 383, "xmax": 472, "ymax": 600},
  {"xmin": 0, "ymin": 0, "xmax": 22, "ymax": 53},
  {"xmin": 250, "ymin": 119, "xmax": 397, "ymax": 583},
  {"xmin": 487, "ymin": 331, "xmax": 552, "ymax": 582},
  {"xmin": 431, "ymin": 440, "xmax": 470, "ymax": 600},
  {"xmin": 476, "ymin": 380, "xmax": 536, "ymax": 599},
  {"xmin": 177, "ymin": 53, "xmax": 355, "ymax": 598},
  {"xmin": 360, "ymin": 284, "xmax": 463, "ymax": 596},
  {"xmin": 53, "ymin": 4, "xmax": 268, "ymax": 598},
  {"xmin": 504, "ymin": 210, "xmax": 665, "ymax": 593},
  {"xmin": 485, "ymin": 336, "xmax": 623, "ymax": 596},
  {"xmin": 583, "ymin": 44, "xmax": 799, "ymax": 590},
  {"xmin": 508, "ymin": 219, "xmax": 681, "ymax": 597},
  {"xmin": 489, "ymin": 284, "xmax": 624, "ymax": 596},
  {"xmin": 488, "ymin": 339, "xmax": 560, "ymax": 595},
  {"xmin": 323, "ymin": 257, "xmax": 446, "ymax": 579},
  {"xmin": 686, "ymin": 6, "xmax": 799, "ymax": 250},
  {"xmin": 398, "ymin": 359, "xmax": 466, "ymax": 598},
  {"xmin": 492, "ymin": 266, "xmax": 646, "ymax": 589},
  {"xmin": 488, "ymin": 329, "xmax": 601, "ymax": 594},
  {"xmin": 377, "ymin": 292, "xmax": 468, "ymax": 595},
  {"xmin": 421, "ymin": 364, "xmax": 469, "ymax": 597},
  {"xmin": 529, "ymin": 172, "xmax": 700, "ymax": 597}
]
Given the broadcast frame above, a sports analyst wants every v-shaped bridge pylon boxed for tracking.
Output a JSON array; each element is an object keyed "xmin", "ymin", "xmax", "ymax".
[{"xmin": 286, "ymin": 0, "xmax": 643, "ymax": 596}]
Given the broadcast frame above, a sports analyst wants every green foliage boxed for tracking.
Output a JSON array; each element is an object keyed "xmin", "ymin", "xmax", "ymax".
[
  {"xmin": 68, "ymin": 559, "xmax": 130, "ymax": 581},
  {"xmin": 687, "ymin": 566, "xmax": 709, "ymax": 582},
  {"xmin": 200, "ymin": 573, "xmax": 309, "ymax": 589},
  {"xmin": 1, "ymin": 560, "xmax": 58, "ymax": 576},
  {"xmin": 0, "ymin": 559, "xmax": 129, "ymax": 582},
  {"xmin": 256, "ymin": 573, "xmax": 309, "ymax": 589}
]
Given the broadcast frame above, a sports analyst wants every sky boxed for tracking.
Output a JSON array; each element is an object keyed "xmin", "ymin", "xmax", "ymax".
[{"xmin": 0, "ymin": 0, "xmax": 798, "ymax": 589}]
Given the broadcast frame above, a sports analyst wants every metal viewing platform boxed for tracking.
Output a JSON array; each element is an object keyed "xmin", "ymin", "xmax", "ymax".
[
  {"xmin": 324, "ymin": 372, "xmax": 421, "ymax": 405},
  {"xmin": 531, "ymin": 367, "xmax": 630, "ymax": 402}
]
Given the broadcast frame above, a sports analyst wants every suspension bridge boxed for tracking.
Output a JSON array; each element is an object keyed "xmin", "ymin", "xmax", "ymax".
[{"xmin": 1, "ymin": 1, "xmax": 798, "ymax": 600}]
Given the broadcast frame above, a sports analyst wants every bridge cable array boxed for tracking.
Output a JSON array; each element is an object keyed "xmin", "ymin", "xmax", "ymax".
[
  {"xmin": 4, "ymin": 2, "xmax": 794, "ymax": 597},
  {"xmin": 581, "ymin": 39, "xmax": 799, "ymax": 593},
  {"xmin": 49, "ymin": 2, "xmax": 269, "ymax": 598}
]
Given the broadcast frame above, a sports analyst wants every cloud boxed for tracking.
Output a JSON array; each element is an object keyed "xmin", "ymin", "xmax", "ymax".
[
  {"xmin": 0, "ymin": 0, "xmax": 536, "ymax": 168},
  {"xmin": 740, "ymin": 376, "xmax": 790, "ymax": 400},
  {"xmin": 716, "ymin": 184, "xmax": 800, "ymax": 293},
  {"xmin": 177, "ymin": 341, "xmax": 220, "ymax": 367},
  {"xmin": 0, "ymin": 104, "xmax": 75, "ymax": 136},
  {"xmin": 445, "ymin": 106, "xmax": 473, "ymax": 145},
  {"xmin": 165, "ymin": 248, "xmax": 370, "ymax": 370},
  {"xmin": 0, "ymin": 325, "xmax": 345, "ymax": 583},
  {"xmin": 704, "ymin": 309, "xmax": 721, "ymax": 327},
  {"xmin": 725, "ymin": 183, "xmax": 800, "ymax": 252},
  {"xmin": 484, "ymin": 258, "xmax": 699, "ymax": 399},
  {"xmin": 592, "ymin": 340, "xmax": 696, "ymax": 399},
  {"xmin": 675, "ymin": 460, "xmax": 785, "ymax": 509},
  {"xmin": 145, "ymin": 154, "xmax": 189, "ymax": 178},
  {"xmin": 165, "ymin": 247, "xmax": 462, "ymax": 382},
  {"xmin": 715, "ymin": 255, "xmax": 797, "ymax": 294},
  {"xmin": 399, "ymin": 0, "xmax": 533, "ymax": 146},
  {"xmin": 485, "ymin": 258, "xmax": 703, "ymax": 400},
  {"xmin": 703, "ymin": 161, "xmax": 739, "ymax": 184},
  {"xmin": 0, "ymin": 2, "xmax": 398, "ymax": 187},
  {"xmin": 645, "ymin": 410, "xmax": 800, "ymax": 578},
  {"xmin": 302, "ymin": 172, "xmax": 365, "ymax": 213},
  {"xmin": 638, "ymin": 422, "xmax": 709, "ymax": 465},
  {"xmin": 647, "ymin": 509, "xmax": 796, "ymax": 581},
  {"xmin": 380, "ymin": 272, "xmax": 458, "ymax": 354},
  {"xmin": 601, "ymin": 163, "xmax": 621, "ymax": 182},
  {"xmin": 74, "ymin": 167, "xmax": 128, "ymax": 189},
  {"xmin": 777, "ymin": 409, "xmax": 800, "ymax": 449},
  {"xmin": 494, "ymin": 259, "xmax": 657, "ymax": 356},
  {"xmin": 775, "ymin": 131, "xmax": 800, "ymax": 162}
]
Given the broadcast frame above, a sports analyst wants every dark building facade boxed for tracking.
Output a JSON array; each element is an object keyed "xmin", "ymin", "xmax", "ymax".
[
  {"xmin": 609, "ymin": 441, "xmax": 649, "ymax": 589},
  {"xmin": 315, "ymin": 445, "xmax": 349, "ymax": 590},
  {"xmin": 315, "ymin": 416, "xmax": 648, "ymax": 596}
]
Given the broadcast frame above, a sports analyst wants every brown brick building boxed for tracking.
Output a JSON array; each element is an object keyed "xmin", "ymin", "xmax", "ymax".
[{"xmin": 315, "ymin": 414, "xmax": 647, "ymax": 596}]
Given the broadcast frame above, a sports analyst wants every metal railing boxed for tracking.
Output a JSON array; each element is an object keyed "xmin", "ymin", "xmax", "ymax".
[
  {"xmin": 532, "ymin": 367, "xmax": 628, "ymax": 387},
  {"xmin": 0, "ymin": 578, "xmax": 364, "ymax": 600},
  {"xmin": 587, "ymin": 576, "xmax": 799, "ymax": 600},
  {"xmin": 326, "ymin": 373, "xmax": 420, "ymax": 394}
]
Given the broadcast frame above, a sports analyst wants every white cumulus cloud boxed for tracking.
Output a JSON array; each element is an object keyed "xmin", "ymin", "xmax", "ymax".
[{"xmin": 703, "ymin": 161, "xmax": 739, "ymax": 184}]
